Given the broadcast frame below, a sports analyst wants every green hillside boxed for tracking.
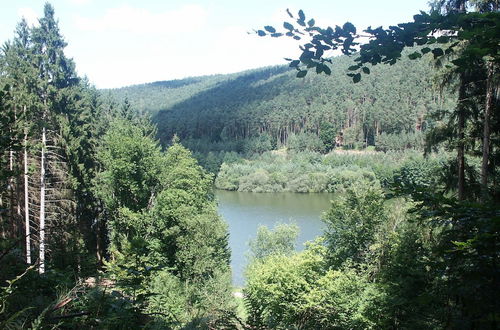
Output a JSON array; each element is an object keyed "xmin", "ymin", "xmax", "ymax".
[{"xmin": 106, "ymin": 50, "xmax": 456, "ymax": 153}]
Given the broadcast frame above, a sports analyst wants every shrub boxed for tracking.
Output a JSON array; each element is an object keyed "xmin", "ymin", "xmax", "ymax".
[{"xmin": 248, "ymin": 223, "xmax": 300, "ymax": 260}]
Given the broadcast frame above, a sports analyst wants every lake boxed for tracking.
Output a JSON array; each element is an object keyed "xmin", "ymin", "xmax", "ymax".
[{"xmin": 216, "ymin": 190, "xmax": 334, "ymax": 286}]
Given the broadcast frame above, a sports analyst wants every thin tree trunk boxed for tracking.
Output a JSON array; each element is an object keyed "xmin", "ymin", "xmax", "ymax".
[
  {"xmin": 457, "ymin": 75, "xmax": 466, "ymax": 201},
  {"xmin": 39, "ymin": 125, "xmax": 46, "ymax": 274},
  {"xmin": 481, "ymin": 62, "xmax": 494, "ymax": 201},
  {"xmin": 0, "ymin": 196, "xmax": 3, "ymax": 239},
  {"xmin": 9, "ymin": 150, "xmax": 15, "ymax": 237},
  {"xmin": 96, "ymin": 217, "xmax": 102, "ymax": 267},
  {"xmin": 24, "ymin": 116, "xmax": 31, "ymax": 264}
]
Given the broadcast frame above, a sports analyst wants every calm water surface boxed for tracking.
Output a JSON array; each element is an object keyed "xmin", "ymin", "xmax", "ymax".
[{"xmin": 216, "ymin": 190, "xmax": 334, "ymax": 286}]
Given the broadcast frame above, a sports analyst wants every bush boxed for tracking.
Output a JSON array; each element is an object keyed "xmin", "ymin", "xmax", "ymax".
[
  {"xmin": 248, "ymin": 223, "xmax": 299, "ymax": 260},
  {"xmin": 322, "ymin": 182, "xmax": 386, "ymax": 267},
  {"xmin": 244, "ymin": 244, "xmax": 325, "ymax": 328},
  {"xmin": 244, "ymin": 240, "xmax": 377, "ymax": 329},
  {"xmin": 215, "ymin": 150, "xmax": 448, "ymax": 193}
]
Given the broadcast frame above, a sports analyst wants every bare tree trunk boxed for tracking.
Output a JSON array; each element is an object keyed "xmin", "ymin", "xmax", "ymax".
[
  {"xmin": 455, "ymin": 0, "xmax": 467, "ymax": 201},
  {"xmin": 96, "ymin": 216, "xmax": 104, "ymax": 267},
  {"xmin": 96, "ymin": 218, "xmax": 101, "ymax": 266},
  {"xmin": 481, "ymin": 62, "xmax": 495, "ymax": 201},
  {"xmin": 39, "ymin": 125, "xmax": 46, "ymax": 274},
  {"xmin": 9, "ymin": 150, "xmax": 15, "ymax": 237},
  {"xmin": 24, "ymin": 120, "xmax": 31, "ymax": 264},
  {"xmin": 0, "ymin": 196, "xmax": 3, "ymax": 239},
  {"xmin": 457, "ymin": 75, "xmax": 466, "ymax": 201}
]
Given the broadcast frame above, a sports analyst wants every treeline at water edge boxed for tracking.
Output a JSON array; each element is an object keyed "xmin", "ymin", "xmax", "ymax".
[{"xmin": 214, "ymin": 150, "xmax": 456, "ymax": 193}]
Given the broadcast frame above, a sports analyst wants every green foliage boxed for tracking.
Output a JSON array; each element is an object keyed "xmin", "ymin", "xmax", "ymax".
[
  {"xmin": 376, "ymin": 131, "xmax": 425, "ymax": 151},
  {"xmin": 105, "ymin": 236, "xmax": 154, "ymax": 306},
  {"xmin": 244, "ymin": 242, "xmax": 326, "ymax": 328},
  {"xmin": 407, "ymin": 192, "xmax": 500, "ymax": 328},
  {"xmin": 144, "ymin": 270, "xmax": 187, "ymax": 327},
  {"xmin": 258, "ymin": 4, "xmax": 500, "ymax": 203},
  {"xmin": 145, "ymin": 269, "xmax": 235, "ymax": 329},
  {"xmin": 302, "ymin": 268, "xmax": 377, "ymax": 329},
  {"xmin": 319, "ymin": 121, "xmax": 336, "ymax": 151},
  {"xmin": 288, "ymin": 131, "xmax": 325, "ymax": 152},
  {"xmin": 1, "ymin": 2, "xmax": 498, "ymax": 329},
  {"xmin": 96, "ymin": 121, "xmax": 233, "ymax": 326},
  {"xmin": 215, "ymin": 149, "xmax": 445, "ymax": 193},
  {"xmin": 0, "ymin": 3, "xmax": 238, "ymax": 328},
  {"xmin": 238, "ymin": 159, "xmax": 497, "ymax": 330},
  {"xmin": 107, "ymin": 51, "xmax": 448, "ymax": 156},
  {"xmin": 244, "ymin": 240, "xmax": 378, "ymax": 329},
  {"xmin": 373, "ymin": 221, "xmax": 440, "ymax": 329},
  {"xmin": 0, "ymin": 266, "xmax": 34, "ymax": 329},
  {"xmin": 248, "ymin": 223, "xmax": 299, "ymax": 260},
  {"xmin": 64, "ymin": 286, "xmax": 140, "ymax": 329},
  {"xmin": 322, "ymin": 182, "xmax": 386, "ymax": 267},
  {"xmin": 95, "ymin": 118, "xmax": 163, "ymax": 214},
  {"xmin": 395, "ymin": 155, "xmax": 442, "ymax": 190},
  {"xmin": 243, "ymin": 134, "xmax": 273, "ymax": 155}
]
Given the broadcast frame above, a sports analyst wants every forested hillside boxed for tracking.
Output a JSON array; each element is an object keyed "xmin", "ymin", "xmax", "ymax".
[{"xmin": 108, "ymin": 50, "xmax": 456, "ymax": 153}]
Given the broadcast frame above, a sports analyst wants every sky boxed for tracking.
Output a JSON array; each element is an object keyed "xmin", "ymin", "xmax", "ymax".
[{"xmin": 0, "ymin": 0, "xmax": 432, "ymax": 89}]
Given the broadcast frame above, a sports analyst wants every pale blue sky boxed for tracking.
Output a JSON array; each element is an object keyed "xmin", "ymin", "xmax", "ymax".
[{"xmin": 0, "ymin": 0, "xmax": 432, "ymax": 88}]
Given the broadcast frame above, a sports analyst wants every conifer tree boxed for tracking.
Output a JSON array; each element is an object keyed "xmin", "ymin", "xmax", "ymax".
[{"xmin": 29, "ymin": 3, "xmax": 80, "ymax": 273}]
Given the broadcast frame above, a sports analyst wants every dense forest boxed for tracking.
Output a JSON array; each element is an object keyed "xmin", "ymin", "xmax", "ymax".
[
  {"xmin": 108, "ymin": 50, "xmax": 455, "ymax": 154},
  {"xmin": 0, "ymin": 4, "xmax": 233, "ymax": 328},
  {"xmin": 1, "ymin": 1, "xmax": 499, "ymax": 329}
]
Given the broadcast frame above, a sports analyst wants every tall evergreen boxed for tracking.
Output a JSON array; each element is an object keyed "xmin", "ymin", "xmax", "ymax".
[{"xmin": 29, "ymin": 3, "xmax": 79, "ymax": 273}]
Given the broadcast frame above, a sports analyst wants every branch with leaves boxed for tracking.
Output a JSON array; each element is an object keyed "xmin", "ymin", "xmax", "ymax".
[{"xmin": 256, "ymin": 9, "xmax": 499, "ymax": 82}]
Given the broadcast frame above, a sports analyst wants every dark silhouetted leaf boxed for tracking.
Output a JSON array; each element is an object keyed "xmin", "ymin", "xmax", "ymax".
[
  {"xmin": 362, "ymin": 67, "xmax": 370, "ymax": 74},
  {"xmin": 342, "ymin": 22, "xmax": 356, "ymax": 34},
  {"xmin": 298, "ymin": 10, "xmax": 305, "ymax": 21},
  {"xmin": 257, "ymin": 30, "xmax": 266, "ymax": 37},
  {"xmin": 308, "ymin": 19, "xmax": 315, "ymax": 27},
  {"xmin": 299, "ymin": 50, "xmax": 314, "ymax": 62},
  {"xmin": 353, "ymin": 73, "xmax": 361, "ymax": 83},
  {"xmin": 264, "ymin": 26, "xmax": 276, "ymax": 33},
  {"xmin": 296, "ymin": 70, "xmax": 307, "ymax": 78},
  {"xmin": 284, "ymin": 22, "xmax": 294, "ymax": 31}
]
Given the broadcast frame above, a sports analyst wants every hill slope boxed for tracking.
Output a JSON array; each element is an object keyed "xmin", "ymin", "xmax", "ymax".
[{"xmin": 106, "ymin": 51, "xmax": 455, "ymax": 153}]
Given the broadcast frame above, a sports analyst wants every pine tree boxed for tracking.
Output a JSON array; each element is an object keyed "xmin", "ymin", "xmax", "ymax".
[{"xmin": 29, "ymin": 3, "xmax": 80, "ymax": 273}]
